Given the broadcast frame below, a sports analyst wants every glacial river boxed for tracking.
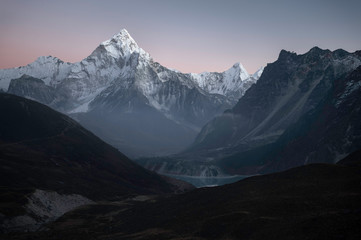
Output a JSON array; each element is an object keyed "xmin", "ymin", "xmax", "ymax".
[{"xmin": 164, "ymin": 174, "xmax": 254, "ymax": 188}]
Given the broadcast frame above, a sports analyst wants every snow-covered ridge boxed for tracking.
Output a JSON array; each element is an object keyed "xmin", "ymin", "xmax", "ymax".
[
  {"xmin": 190, "ymin": 63, "xmax": 263, "ymax": 99},
  {"xmin": 0, "ymin": 56, "xmax": 72, "ymax": 91},
  {"xmin": 0, "ymin": 28, "xmax": 262, "ymax": 113}
]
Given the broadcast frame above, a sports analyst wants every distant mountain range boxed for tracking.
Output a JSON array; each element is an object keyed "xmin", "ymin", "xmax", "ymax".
[
  {"xmin": 138, "ymin": 47, "xmax": 361, "ymax": 176},
  {"xmin": 1, "ymin": 29, "xmax": 361, "ymax": 239},
  {"xmin": 0, "ymin": 29, "xmax": 263, "ymax": 157},
  {"xmin": 1, "ymin": 29, "xmax": 361, "ymax": 181}
]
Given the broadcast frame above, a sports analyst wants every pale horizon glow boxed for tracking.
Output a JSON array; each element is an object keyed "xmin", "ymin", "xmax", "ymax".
[{"xmin": 1, "ymin": 0, "xmax": 361, "ymax": 74}]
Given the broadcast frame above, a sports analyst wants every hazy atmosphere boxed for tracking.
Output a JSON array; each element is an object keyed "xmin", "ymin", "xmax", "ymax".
[
  {"xmin": 1, "ymin": 0, "xmax": 360, "ymax": 73},
  {"xmin": 1, "ymin": 0, "xmax": 361, "ymax": 239}
]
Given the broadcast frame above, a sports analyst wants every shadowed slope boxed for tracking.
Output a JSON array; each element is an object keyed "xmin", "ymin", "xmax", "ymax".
[{"xmin": 0, "ymin": 93, "xmax": 193, "ymax": 218}]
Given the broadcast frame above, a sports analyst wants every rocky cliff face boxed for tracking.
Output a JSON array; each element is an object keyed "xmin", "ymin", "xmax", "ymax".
[
  {"xmin": 192, "ymin": 48, "xmax": 361, "ymax": 152},
  {"xmin": 8, "ymin": 75, "xmax": 59, "ymax": 105},
  {"xmin": 137, "ymin": 48, "xmax": 361, "ymax": 176},
  {"xmin": 262, "ymin": 64, "xmax": 361, "ymax": 172}
]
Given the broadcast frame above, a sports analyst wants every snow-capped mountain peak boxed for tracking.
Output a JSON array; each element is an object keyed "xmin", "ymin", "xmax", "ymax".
[
  {"xmin": 225, "ymin": 62, "xmax": 250, "ymax": 81},
  {"xmin": 188, "ymin": 62, "xmax": 259, "ymax": 100},
  {"xmin": 252, "ymin": 66, "xmax": 264, "ymax": 79},
  {"xmin": 100, "ymin": 29, "xmax": 150, "ymax": 61}
]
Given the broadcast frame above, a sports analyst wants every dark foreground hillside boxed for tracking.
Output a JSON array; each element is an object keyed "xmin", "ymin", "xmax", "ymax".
[
  {"xmin": 4, "ymin": 151, "xmax": 361, "ymax": 240},
  {"xmin": 0, "ymin": 93, "xmax": 193, "ymax": 232}
]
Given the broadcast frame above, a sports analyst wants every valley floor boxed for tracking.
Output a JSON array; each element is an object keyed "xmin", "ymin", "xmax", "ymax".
[{"xmin": 2, "ymin": 159, "xmax": 361, "ymax": 240}]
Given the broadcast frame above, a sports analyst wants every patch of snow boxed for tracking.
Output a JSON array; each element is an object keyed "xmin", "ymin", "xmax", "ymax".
[
  {"xmin": 334, "ymin": 152, "xmax": 349, "ymax": 163},
  {"xmin": 0, "ymin": 189, "xmax": 93, "ymax": 233},
  {"xmin": 68, "ymin": 86, "xmax": 108, "ymax": 113},
  {"xmin": 168, "ymin": 68, "xmax": 180, "ymax": 73},
  {"xmin": 250, "ymin": 130, "xmax": 284, "ymax": 141},
  {"xmin": 335, "ymin": 80, "xmax": 361, "ymax": 108},
  {"xmin": 252, "ymin": 66, "xmax": 264, "ymax": 79},
  {"xmin": 333, "ymin": 55, "xmax": 361, "ymax": 74}
]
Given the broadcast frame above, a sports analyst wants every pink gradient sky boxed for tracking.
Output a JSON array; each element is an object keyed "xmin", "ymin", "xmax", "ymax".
[{"xmin": 1, "ymin": 0, "xmax": 361, "ymax": 74}]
